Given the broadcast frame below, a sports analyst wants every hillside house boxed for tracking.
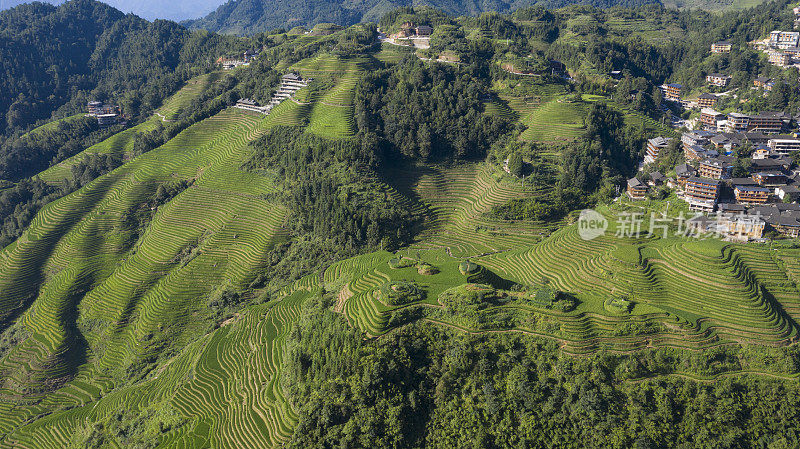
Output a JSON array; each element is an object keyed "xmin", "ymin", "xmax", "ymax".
[
  {"xmin": 706, "ymin": 74, "xmax": 731, "ymax": 87},
  {"xmin": 754, "ymin": 76, "xmax": 773, "ymax": 89},
  {"xmin": 711, "ymin": 41, "xmax": 732, "ymax": 53},
  {"xmin": 717, "ymin": 213, "xmax": 766, "ymax": 240},
  {"xmin": 663, "ymin": 83, "xmax": 683, "ymax": 102},
  {"xmin": 415, "ymin": 25, "xmax": 433, "ymax": 36},
  {"xmin": 768, "ymin": 50, "xmax": 792, "ymax": 67},
  {"xmin": 682, "ymin": 130, "xmax": 716, "ymax": 148},
  {"xmin": 649, "ymin": 171, "xmax": 666, "ymax": 186},
  {"xmin": 675, "ymin": 163, "xmax": 696, "ymax": 187},
  {"xmin": 645, "ymin": 137, "xmax": 672, "ymax": 164},
  {"xmin": 685, "ymin": 177, "xmax": 721, "ymax": 211},
  {"xmin": 234, "ymin": 98, "xmax": 270, "ymax": 114},
  {"xmin": 627, "ymin": 178, "xmax": 648, "ymax": 200},
  {"xmin": 697, "ymin": 93, "xmax": 719, "ymax": 108},
  {"xmin": 96, "ymin": 113, "xmax": 118, "ymax": 126},
  {"xmin": 218, "ymin": 57, "xmax": 246, "ymax": 70}
]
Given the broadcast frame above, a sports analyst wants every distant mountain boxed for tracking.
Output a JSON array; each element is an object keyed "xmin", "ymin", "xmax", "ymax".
[
  {"xmin": 0, "ymin": 0, "xmax": 225, "ymax": 20},
  {"xmin": 185, "ymin": 0, "xmax": 662, "ymax": 35}
]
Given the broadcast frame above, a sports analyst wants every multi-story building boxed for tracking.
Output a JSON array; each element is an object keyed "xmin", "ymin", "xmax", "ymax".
[
  {"xmin": 753, "ymin": 170, "xmax": 789, "ymax": 186},
  {"xmin": 700, "ymin": 108, "xmax": 725, "ymax": 130},
  {"xmin": 748, "ymin": 113, "xmax": 785, "ymax": 133},
  {"xmin": 767, "ymin": 138, "xmax": 800, "ymax": 155},
  {"xmin": 725, "ymin": 112, "xmax": 785, "ymax": 134},
  {"xmin": 663, "ymin": 83, "xmax": 683, "ymax": 102},
  {"xmin": 87, "ymin": 101, "xmax": 103, "ymax": 116},
  {"xmin": 726, "ymin": 113, "xmax": 750, "ymax": 133},
  {"xmin": 734, "ymin": 185, "xmax": 771, "ymax": 204},
  {"xmin": 705, "ymin": 74, "xmax": 731, "ymax": 87},
  {"xmin": 645, "ymin": 137, "xmax": 672, "ymax": 164},
  {"xmin": 675, "ymin": 164, "xmax": 696, "ymax": 187},
  {"xmin": 685, "ymin": 177, "xmax": 721, "ymax": 211},
  {"xmin": 711, "ymin": 41, "xmax": 732, "ymax": 53},
  {"xmin": 697, "ymin": 93, "xmax": 718, "ymax": 108},
  {"xmin": 627, "ymin": 178, "xmax": 647, "ymax": 200},
  {"xmin": 770, "ymin": 31, "xmax": 800, "ymax": 49},
  {"xmin": 699, "ymin": 157, "xmax": 734, "ymax": 179},
  {"xmin": 768, "ymin": 50, "xmax": 792, "ymax": 67}
]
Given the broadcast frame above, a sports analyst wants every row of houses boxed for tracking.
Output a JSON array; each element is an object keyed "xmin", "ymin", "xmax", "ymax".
[
  {"xmin": 696, "ymin": 109, "xmax": 791, "ymax": 134},
  {"xmin": 233, "ymin": 73, "xmax": 310, "ymax": 115},
  {"xmin": 691, "ymin": 204, "xmax": 800, "ymax": 239}
]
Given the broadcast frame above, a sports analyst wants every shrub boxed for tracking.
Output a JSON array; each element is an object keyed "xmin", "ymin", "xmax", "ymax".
[
  {"xmin": 380, "ymin": 281, "xmax": 426, "ymax": 305},
  {"xmin": 459, "ymin": 260, "xmax": 478, "ymax": 275}
]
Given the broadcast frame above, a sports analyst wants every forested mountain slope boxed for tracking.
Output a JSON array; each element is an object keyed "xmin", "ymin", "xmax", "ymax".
[
  {"xmin": 185, "ymin": 0, "xmax": 662, "ymax": 35},
  {"xmin": 0, "ymin": 0, "xmax": 237, "ymax": 136}
]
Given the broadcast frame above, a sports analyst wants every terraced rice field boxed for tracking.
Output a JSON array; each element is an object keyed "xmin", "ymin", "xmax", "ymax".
[
  {"xmin": 290, "ymin": 53, "xmax": 372, "ymax": 139},
  {"xmin": 40, "ymin": 72, "xmax": 227, "ymax": 184},
  {"xmin": 0, "ymin": 104, "xmax": 298, "ymax": 446},
  {"xmin": 383, "ymin": 162, "xmax": 559, "ymax": 258},
  {"xmin": 518, "ymin": 98, "xmax": 587, "ymax": 143}
]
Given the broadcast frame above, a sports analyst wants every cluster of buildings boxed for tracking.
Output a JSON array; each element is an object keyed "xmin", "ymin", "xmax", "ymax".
[
  {"xmin": 752, "ymin": 31, "xmax": 800, "ymax": 67},
  {"xmin": 217, "ymin": 50, "xmax": 259, "ymax": 70},
  {"xmin": 233, "ymin": 73, "xmax": 310, "ymax": 115},
  {"xmin": 696, "ymin": 109, "xmax": 791, "ymax": 134},
  {"xmin": 628, "ymin": 123, "xmax": 800, "ymax": 239},
  {"xmin": 389, "ymin": 22, "xmax": 433, "ymax": 39},
  {"xmin": 87, "ymin": 101, "xmax": 121, "ymax": 126}
]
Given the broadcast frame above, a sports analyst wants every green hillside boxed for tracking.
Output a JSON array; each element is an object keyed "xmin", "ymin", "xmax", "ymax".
[{"xmin": 2, "ymin": 0, "xmax": 800, "ymax": 446}]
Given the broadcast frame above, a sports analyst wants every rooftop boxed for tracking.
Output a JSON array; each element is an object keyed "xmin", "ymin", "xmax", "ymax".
[{"xmin": 628, "ymin": 177, "xmax": 646, "ymax": 188}]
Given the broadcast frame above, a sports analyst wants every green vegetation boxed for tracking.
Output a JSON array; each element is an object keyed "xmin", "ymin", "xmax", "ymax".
[{"xmin": 0, "ymin": 1, "xmax": 799, "ymax": 446}]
